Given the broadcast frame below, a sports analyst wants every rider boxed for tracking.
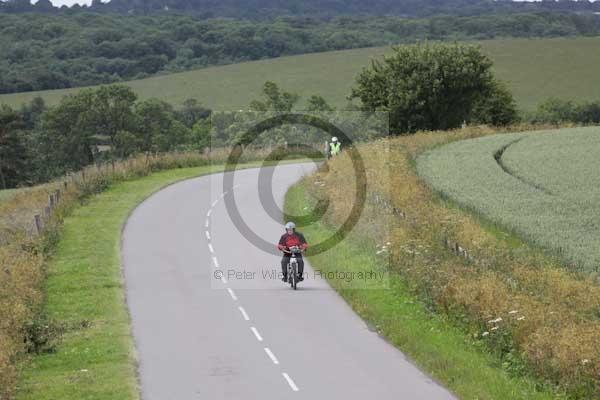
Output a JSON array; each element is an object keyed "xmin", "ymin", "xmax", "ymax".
[
  {"xmin": 277, "ymin": 222, "xmax": 308, "ymax": 282},
  {"xmin": 329, "ymin": 136, "xmax": 341, "ymax": 157}
]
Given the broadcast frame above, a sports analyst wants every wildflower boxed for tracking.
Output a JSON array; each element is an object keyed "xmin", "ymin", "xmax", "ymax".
[
  {"xmin": 491, "ymin": 326, "xmax": 498, "ymax": 331},
  {"xmin": 482, "ymin": 331, "xmax": 489, "ymax": 337},
  {"xmin": 508, "ymin": 310, "xmax": 518, "ymax": 314},
  {"xmin": 487, "ymin": 317, "xmax": 502, "ymax": 324},
  {"xmin": 582, "ymin": 359, "xmax": 590, "ymax": 365},
  {"xmin": 517, "ymin": 316, "xmax": 525, "ymax": 321}
]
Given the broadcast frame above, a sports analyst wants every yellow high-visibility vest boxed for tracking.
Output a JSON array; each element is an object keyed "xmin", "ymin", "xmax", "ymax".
[{"xmin": 330, "ymin": 142, "xmax": 341, "ymax": 156}]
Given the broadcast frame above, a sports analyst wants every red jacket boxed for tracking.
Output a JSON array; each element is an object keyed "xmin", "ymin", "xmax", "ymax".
[{"xmin": 277, "ymin": 232, "xmax": 308, "ymax": 254}]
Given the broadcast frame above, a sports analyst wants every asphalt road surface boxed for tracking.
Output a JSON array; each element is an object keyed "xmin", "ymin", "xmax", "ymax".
[{"xmin": 122, "ymin": 162, "xmax": 456, "ymax": 400}]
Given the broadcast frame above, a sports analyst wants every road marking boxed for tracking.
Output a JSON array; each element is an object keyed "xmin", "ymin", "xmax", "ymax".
[
  {"xmin": 208, "ymin": 244, "xmax": 214, "ymax": 253},
  {"xmin": 206, "ymin": 209, "xmax": 212, "ymax": 217},
  {"xmin": 250, "ymin": 326, "xmax": 263, "ymax": 342},
  {"xmin": 282, "ymin": 373, "xmax": 299, "ymax": 391},
  {"xmin": 227, "ymin": 288, "xmax": 238, "ymax": 301},
  {"xmin": 205, "ymin": 231, "xmax": 211, "ymax": 240},
  {"xmin": 205, "ymin": 219, "xmax": 209, "ymax": 228},
  {"xmin": 220, "ymin": 276, "xmax": 227, "ymax": 284},
  {"xmin": 264, "ymin": 347, "xmax": 279, "ymax": 365},
  {"xmin": 212, "ymin": 199, "xmax": 219, "ymax": 207},
  {"xmin": 238, "ymin": 306, "xmax": 250, "ymax": 321},
  {"xmin": 212, "ymin": 256, "xmax": 219, "ymax": 268}
]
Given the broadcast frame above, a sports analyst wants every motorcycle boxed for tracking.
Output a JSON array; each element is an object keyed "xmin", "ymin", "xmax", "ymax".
[{"xmin": 284, "ymin": 246, "xmax": 303, "ymax": 290}]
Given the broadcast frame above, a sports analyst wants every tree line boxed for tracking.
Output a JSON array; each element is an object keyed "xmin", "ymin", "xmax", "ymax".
[
  {"xmin": 2, "ymin": 0, "xmax": 600, "ymax": 19},
  {"xmin": 3, "ymin": 42, "xmax": 598, "ymax": 190},
  {"xmin": 1, "ymin": 11, "xmax": 599, "ymax": 94}
]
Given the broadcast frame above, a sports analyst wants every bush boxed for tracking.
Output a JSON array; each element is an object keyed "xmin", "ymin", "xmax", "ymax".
[
  {"xmin": 530, "ymin": 98, "xmax": 600, "ymax": 125},
  {"xmin": 350, "ymin": 42, "xmax": 516, "ymax": 133}
]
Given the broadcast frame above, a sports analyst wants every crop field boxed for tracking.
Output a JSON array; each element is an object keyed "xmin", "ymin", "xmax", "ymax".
[
  {"xmin": 417, "ymin": 126, "xmax": 600, "ymax": 273},
  {"xmin": 1, "ymin": 37, "xmax": 600, "ymax": 110}
]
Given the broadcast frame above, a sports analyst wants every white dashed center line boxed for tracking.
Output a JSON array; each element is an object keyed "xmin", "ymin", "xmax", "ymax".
[
  {"xmin": 205, "ymin": 184, "xmax": 300, "ymax": 392},
  {"xmin": 250, "ymin": 326, "xmax": 263, "ymax": 342},
  {"xmin": 227, "ymin": 288, "xmax": 238, "ymax": 301},
  {"xmin": 282, "ymin": 373, "xmax": 299, "ymax": 391},
  {"xmin": 238, "ymin": 306, "xmax": 250, "ymax": 321},
  {"xmin": 264, "ymin": 347, "xmax": 279, "ymax": 365}
]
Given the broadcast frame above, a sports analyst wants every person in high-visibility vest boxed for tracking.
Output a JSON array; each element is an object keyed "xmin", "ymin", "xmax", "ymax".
[{"xmin": 329, "ymin": 136, "xmax": 341, "ymax": 157}]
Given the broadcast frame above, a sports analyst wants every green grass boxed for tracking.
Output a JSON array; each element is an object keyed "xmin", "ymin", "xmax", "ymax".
[
  {"xmin": 15, "ymin": 166, "xmax": 217, "ymax": 399},
  {"xmin": 285, "ymin": 181, "xmax": 560, "ymax": 400},
  {"xmin": 417, "ymin": 126, "xmax": 600, "ymax": 273},
  {"xmin": 2, "ymin": 37, "xmax": 600, "ymax": 111},
  {"xmin": 0, "ymin": 188, "xmax": 23, "ymax": 203}
]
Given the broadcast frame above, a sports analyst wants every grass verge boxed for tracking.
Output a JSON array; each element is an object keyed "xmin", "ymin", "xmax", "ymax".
[
  {"xmin": 284, "ymin": 180, "xmax": 560, "ymax": 400},
  {"xmin": 15, "ymin": 160, "xmax": 306, "ymax": 399}
]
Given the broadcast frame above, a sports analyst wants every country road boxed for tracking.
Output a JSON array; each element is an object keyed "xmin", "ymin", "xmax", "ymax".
[{"xmin": 122, "ymin": 162, "xmax": 456, "ymax": 400}]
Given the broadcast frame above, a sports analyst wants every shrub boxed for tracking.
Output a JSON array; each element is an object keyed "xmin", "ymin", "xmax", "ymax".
[{"xmin": 350, "ymin": 42, "xmax": 517, "ymax": 133}]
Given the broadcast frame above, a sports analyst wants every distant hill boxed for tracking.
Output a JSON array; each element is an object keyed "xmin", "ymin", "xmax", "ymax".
[
  {"xmin": 2, "ymin": 0, "xmax": 600, "ymax": 18},
  {"xmin": 3, "ymin": 37, "xmax": 600, "ymax": 111}
]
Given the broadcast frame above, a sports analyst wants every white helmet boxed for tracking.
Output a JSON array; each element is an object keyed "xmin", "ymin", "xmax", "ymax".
[
  {"xmin": 332, "ymin": 137, "xmax": 338, "ymax": 142},
  {"xmin": 285, "ymin": 221, "xmax": 296, "ymax": 230}
]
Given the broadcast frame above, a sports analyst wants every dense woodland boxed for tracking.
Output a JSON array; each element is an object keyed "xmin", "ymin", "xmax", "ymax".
[
  {"xmin": 0, "ymin": 11, "xmax": 599, "ymax": 94},
  {"xmin": 2, "ymin": 0, "xmax": 600, "ymax": 18}
]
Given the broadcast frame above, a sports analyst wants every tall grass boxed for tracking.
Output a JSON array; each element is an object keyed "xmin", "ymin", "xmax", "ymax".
[
  {"xmin": 307, "ymin": 123, "xmax": 600, "ymax": 398},
  {"xmin": 0, "ymin": 147, "xmax": 279, "ymax": 399}
]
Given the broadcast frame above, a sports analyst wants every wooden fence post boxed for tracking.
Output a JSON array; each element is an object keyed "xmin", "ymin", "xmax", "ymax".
[{"xmin": 34, "ymin": 214, "xmax": 42, "ymax": 235}]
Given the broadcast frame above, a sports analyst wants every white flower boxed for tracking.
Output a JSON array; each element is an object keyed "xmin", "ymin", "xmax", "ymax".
[
  {"xmin": 508, "ymin": 310, "xmax": 518, "ymax": 314},
  {"xmin": 517, "ymin": 316, "xmax": 525, "ymax": 321},
  {"xmin": 491, "ymin": 326, "xmax": 499, "ymax": 331},
  {"xmin": 482, "ymin": 331, "xmax": 489, "ymax": 337},
  {"xmin": 487, "ymin": 317, "xmax": 502, "ymax": 324},
  {"xmin": 582, "ymin": 359, "xmax": 591, "ymax": 365}
]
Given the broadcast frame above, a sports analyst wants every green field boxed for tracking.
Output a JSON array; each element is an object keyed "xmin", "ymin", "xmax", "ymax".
[
  {"xmin": 417, "ymin": 126, "xmax": 600, "ymax": 273},
  {"xmin": 2, "ymin": 37, "xmax": 600, "ymax": 111}
]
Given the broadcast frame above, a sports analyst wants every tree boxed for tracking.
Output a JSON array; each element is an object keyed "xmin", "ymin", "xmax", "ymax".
[
  {"xmin": 0, "ymin": 105, "xmax": 27, "ymax": 188},
  {"xmin": 20, "ymin": 97, "xmax": 47, "ymax": 129},
  {"xmin": 39, "ymin": 89, "xmax": 97, "ymax": 173},
  {"xmin": 134, "ymin": 99, "xmax": 190, "ymax": 152},
  {"xmin": 90, "ymin": 85, "xmax": 137, "ymax": 147},
  {"xmin": 306, "ymin": 95, "xmax": 334, "ymax": 112},
  {"xmin": 176, "ymin": 98, "xmax": 211, "ymax": 128},
  {"xmin": 470, "ymin": 80, "xmax": 519, "ymax": 126},
  {"xmin": 250, "ymin": 81, "xmax": 299, "ymax": 112},
  {"xmin": 533, "ymin": 98, "xmax": 577, "ymax": 124},
  {"xmin": 350, "ymin": 42, "xmax": 503, "ymax": 133},
  {"xmin": 191, "ymin": 118, "xmax": 211, "ymax": 152}
]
